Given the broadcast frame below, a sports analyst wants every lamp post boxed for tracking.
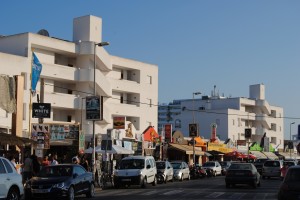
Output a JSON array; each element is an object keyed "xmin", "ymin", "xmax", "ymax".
[
  {"xmin": 290, "ymin": 122, "xmax": 295, "ymax": 159},
  {"xmin": 192, "ymin": 92, "xmax": 201, "ymax": 167},
  {"xmin": 92, "ymin": 42, "xmax": 109, "ymax": 181}
]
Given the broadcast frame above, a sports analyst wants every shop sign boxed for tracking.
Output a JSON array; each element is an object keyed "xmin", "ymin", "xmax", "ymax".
[
  {"xmin": 32, "ymin": 103, "xmax": 51, "ymax": 118},
  {"xmin": 237, "ymin": 140, "xmax": 246, "ymax": 146},
  {"xmin": 164, "ymin": 124, "xmax": 172, "ymax": 143},
  {"xmin": 31, "ymin": 124, "xmax": 50, "ymax": 149},
  {"xmin": 113, "ymin": 116, "xmax": 125, "ymax": 129}
]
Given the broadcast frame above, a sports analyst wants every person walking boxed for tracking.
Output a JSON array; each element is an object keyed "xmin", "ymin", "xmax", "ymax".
[
  {"xmin": 51, "ymin": 154, "xmax": 59, "ymax": 165},
  {"xmin": 22, "ymin": 153, "xmax": 33, "ymax": 184}
]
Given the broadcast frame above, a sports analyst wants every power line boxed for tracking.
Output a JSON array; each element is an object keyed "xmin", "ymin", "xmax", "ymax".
[{"xmin": 44, "ymin": 83, "xmax": 300, "ymax": 120}]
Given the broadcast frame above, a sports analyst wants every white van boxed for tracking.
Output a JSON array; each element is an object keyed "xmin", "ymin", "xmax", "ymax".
[{"xmin": 113, "ymin": 156, "xmax": 157, "ymax": 188}]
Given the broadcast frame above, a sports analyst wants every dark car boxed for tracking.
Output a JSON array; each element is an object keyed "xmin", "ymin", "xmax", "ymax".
[
  {"xmin": 24, "ymin": 164, "xmax": 94, "ymax": 200},
  {"xmin": 253, "ymin": 158, "xmax": 269, "ymax": 174},
  {"xmin": 225, "ymin": 163, "xmax": 261, "ymax": 188},
  {"xmin": 278, "ymin": 166, "xmax": 300, "ymax": 200}
]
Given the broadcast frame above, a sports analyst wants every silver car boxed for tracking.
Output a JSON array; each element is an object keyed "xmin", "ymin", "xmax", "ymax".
[
  {"xmin": 262, "ymin": 160, "xmax": 283, "ymax": 179},
  {"xmin": 170, "ymin": 161, "xmax": 190, "ymax": 181}
]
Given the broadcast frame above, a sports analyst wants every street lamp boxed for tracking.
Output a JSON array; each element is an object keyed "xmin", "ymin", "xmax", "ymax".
[
  {"xmin": 192, "ymin": 92, "xmax": 201, "ymax": 167},
  {"xmin": 290, "ymin": 122, "xmax": 295, "ymax": 159},
  {"xmin": 92, "ymin": 42, "xmax": 109, "ymax": 180}
]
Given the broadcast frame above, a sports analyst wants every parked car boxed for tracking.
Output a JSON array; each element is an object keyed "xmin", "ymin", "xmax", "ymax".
[
  {"xmin": 170, "ymin": 161, "xmax": 190, "ymax": 181},
  {"xmin": 262, "ymin": 160, "xmax": 283, "ymax": 179},
  {"xmin": 24, "ymin": 164, "xmax": 94, "ymax": 200},
  {"xmin": 202, "ymin": 161, "xmax": 222, "ymax": 176},
  {"xmin": 225, "ymin": 162, "xmax": 261, "ymax": 188},
  {"xmin": 219, "ymin": 161, "xmax": 232, "ymax": 175},
  {"xmin": 253, "ymin": 158, "xmax": 269, "ymax": 174},
  {"xmin": 155, "ymin": 160, "xmax": 173, "ymax": 183},
  {"xmin": 114, "ymin": 156, "xmax": 157, "ymax": 188},
  {"xmin": 0, "ymin": 156, "xmax": 24, "ymax": 200},
  {"xmin": 278, "ymin": 165, "xmax": 300, "ymax": 200},
  {"xmin": 283, "ymin": 160, "xmax": 297, "ymax": 167}
]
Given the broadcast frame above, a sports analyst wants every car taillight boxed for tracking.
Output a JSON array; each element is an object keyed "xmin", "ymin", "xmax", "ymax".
[
  {"xmin": 248, "ymin": 171, "xmax": 255, "ymax": 177},
  {"xmin": 280, "ymin": 183, "xmax": 289, "ymax": 191}
]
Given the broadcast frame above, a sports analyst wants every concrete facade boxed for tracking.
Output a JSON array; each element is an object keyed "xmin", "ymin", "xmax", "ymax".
[
  {"xmin": 0, "ymin": 15, "xmax": 158, "ymax": 142},
  {"xmin": 158, "ymin": 84, "xmax": 284, "ymax": 150}
]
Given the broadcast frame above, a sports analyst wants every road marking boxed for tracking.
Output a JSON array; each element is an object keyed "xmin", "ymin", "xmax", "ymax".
[
  {"xmin": 162, "ymin": 190, "xmax": 184, "ymax": 195},
  {"xmin": 142, "ymin": 190, "xmax": 158, "ymax": 195},
  {"xmin": 205, "ymin": 192, "xmax": 225, "ymax": 198},
  {"xmin": 228, "ymin": 193, "xmax": 246, "ymax": 199}
]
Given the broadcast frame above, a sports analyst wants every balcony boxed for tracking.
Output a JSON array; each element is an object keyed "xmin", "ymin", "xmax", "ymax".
[
  {"xmin": 110, "ymin": 78, "xmax": 140, "ymax": 93},
  {"xmin": 44, "ymin": 92, "xmax": 77, "ymax": 109},
  {"xmin": 42, "ymin": 63, "xmax": 77, "ymax": 81},
  {"xmin": 109, "ymin": 103, "xmax": 140, "ymax": 117}
]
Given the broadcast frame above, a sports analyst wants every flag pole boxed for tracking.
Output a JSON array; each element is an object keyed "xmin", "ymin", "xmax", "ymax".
[{"xmin": 28, "ymin": 51, "xmax": 34, "ymax": 154}]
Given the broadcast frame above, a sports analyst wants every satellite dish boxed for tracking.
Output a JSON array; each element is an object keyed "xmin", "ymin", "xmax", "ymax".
[{"xmin": 37, "ymin": 29, "xmax": 49, "ymax": 37}]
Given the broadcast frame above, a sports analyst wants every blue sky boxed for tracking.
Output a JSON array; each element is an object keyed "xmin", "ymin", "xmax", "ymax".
[{"xmin": 1, "ymin": 1, "xmax": 300, "ymax": 139}]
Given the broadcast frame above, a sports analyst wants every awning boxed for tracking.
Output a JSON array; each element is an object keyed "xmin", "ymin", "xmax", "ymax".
[
  {"xmin": 262, "ymin": 152, "xmax": 278, "ymax": 160},
  {"xmin": 250, "ymin": 151, "xmax": 267, "ymax": 159},
  {"xmin": 168, "ymin": 143, "xmax": 204, "ymax": 156},
  {"xmin": 0, "ymin": 133, "xmax": 35, "ymax": 146},
  {"xmin": 206, "ymin": 150, "xmax": 225, "ymax": 156}
]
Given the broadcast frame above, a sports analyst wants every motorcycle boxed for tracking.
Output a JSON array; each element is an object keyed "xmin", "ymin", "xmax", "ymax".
[
  {"xmin": 156, "ymin": 171, "xmax": 166, "ymax": 184},
  {"xmin": 205, "ymin": 168, "xmax": 214, "ymax": 178},
  {"xmin": 190, "ymin": 165, "xmax": 207, "ymax": 179}
]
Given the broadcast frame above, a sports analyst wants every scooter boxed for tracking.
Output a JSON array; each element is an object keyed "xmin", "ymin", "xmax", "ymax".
[
  {"xmin": 156, "ymin": 171, "xmax": 166, "ymax": 184},
  {"xmin": 205, "ymin": 168, "xmax": 214, "ymax": 178}
]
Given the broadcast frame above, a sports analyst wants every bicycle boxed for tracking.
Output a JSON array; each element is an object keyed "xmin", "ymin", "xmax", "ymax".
[{"xmin": 100, "ymin": 171, "xmax": 114, "ymax": 189}]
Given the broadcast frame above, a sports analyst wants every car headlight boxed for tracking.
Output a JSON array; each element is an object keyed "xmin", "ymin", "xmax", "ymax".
[
  {"xmin": 53, "ymin": 182, "xmax": 65, "ymax": 188},
  {"xmin": 24, "ymin": 182, "xmax": 31, "ymax": 189}
]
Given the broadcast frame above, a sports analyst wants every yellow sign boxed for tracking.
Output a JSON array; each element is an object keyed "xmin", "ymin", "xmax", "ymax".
[{"xmin": 208, "ymin": 143, "xmax": 232, "ymax": 153}]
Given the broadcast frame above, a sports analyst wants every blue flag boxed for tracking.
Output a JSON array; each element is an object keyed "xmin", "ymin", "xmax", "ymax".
[{"xmin": 31, "ymin": 53, "xmax": 43, "ymax": 93}]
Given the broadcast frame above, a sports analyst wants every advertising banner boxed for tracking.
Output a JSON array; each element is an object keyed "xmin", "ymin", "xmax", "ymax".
[
  {"xmin": 32, "ymin": 103, "xmax": 51, "ymax": 118},
  {"xmin": 113, "ymin": 116, "xmax": 125, "ymax": 129},
  {"xmin": 31, "ymin": 124, "xmax": 50, "ymax": 149},
  {"xmin": 86, "ymin": 96, "xmax": 101, "ymax": 120}
]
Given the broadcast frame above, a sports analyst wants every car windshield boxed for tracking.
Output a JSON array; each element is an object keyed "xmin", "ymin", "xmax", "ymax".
[
  {"xmin": 203, "ymin": 162, "xmax": 215, "ymax": 167},
  {"xmin": 156, "ymin": 162, "xmax": 166, "ymax": 169},
  {"xmin": 264, "ymin": 161, "xmax": 280, "ymax": 167},
  {"xmin": 37, "ymin": 166, "xmax": 72, "ymax": 177},
  {"xmin": 119, "ymin": 159, "xmax": 144, "ymax": 169},
  {"xmin": 229, "ymin": 164, "xmax": 252, "ymax": 170},
  {"xmin": 220, "ymin": 162, "xmax": 229, "ymax": 167},
  {"xmin": 171, "ymin": 163, "xmax": 181, "ymax": 169}
]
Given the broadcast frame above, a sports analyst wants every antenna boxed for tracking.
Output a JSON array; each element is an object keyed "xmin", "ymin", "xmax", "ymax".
[{"xmin": 37, "ymin": 29, "xmax": 50, "ymax": 37}]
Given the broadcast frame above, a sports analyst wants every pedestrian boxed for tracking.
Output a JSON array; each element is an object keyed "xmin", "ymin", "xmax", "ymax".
[
  {"xmin": 81, "ymin": 155, "xmax": 90, "ymax": 171},
  {"xmin": 280, "ymin": 163, "xmax": 289, "ymax": 180},
  {"xmin": 31, "ymin": 154, "xmax": 41, "ymax": 176},
  {"xmin": 10, "ymin": 155, "xmax": 17, "ymax": 169},
  {"xmin": 51, "ymin": 154, "xmax": 59, "ymax": 165},
  {"xmin": 22, "ymin": 153, "xmax": 33, "ymax": 184},
  {"xmin": 42, "ymin": 155, "xmax": 50, "ymax": 166}
]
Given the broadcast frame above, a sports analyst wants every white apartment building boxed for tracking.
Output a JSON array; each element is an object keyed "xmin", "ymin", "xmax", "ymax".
[
  {"xmin": 0, "ymin": 15, "xmax": 158, "ymax": 149},
  {"xmin": 159, "ymin": 84, "xmax": 284, "ymax": 150}
]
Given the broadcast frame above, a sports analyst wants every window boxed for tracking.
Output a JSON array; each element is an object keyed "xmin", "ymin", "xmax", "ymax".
[
  {"xmin": 0, "ymin": 159, "xmax": 6, "ymax": 173},
  {"xmin": 2, "ymin": 159, "xmax": 13, "ymax": 173},
  {"xmin": 67, "ymin": 115, "xmax": 72, "ymax": 122},
  {"xmin": 147, "ymin": 75, "xmax": 152, "ymax": 84},
  {"xmin": 21, "ymin": 72, "xmax": 27, "ymax": 90},
  {"xmin": 23, "ymin": 103, "xmax": 26, "ymax": 120}
]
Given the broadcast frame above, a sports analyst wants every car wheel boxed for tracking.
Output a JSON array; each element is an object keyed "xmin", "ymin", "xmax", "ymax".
[
  {"xmin": 180, "ymin": 175, "xmax": 183, "ymax": 182},
  {"xmin": 226, "ymin": 182, "xmax": 230, "ymax": 188},
  {"xmin": 187, "ymin": 174, "xmax": 190, "ymax": 181},
  {"xmin": 86, "ymin": 183, "xmax": 95, "ymax": 198},
  {"xmin": 257, "ymin": 179, "xmax": 261, "ymax": 187},
  {"xmin": 141, "ymin": 177, "xmax": 147, "ymax": 188},
  {"xmin": 152, "ymin": 176, "xmax": 157, "ymax": 186},
  {"xmin": 7, "ymin": 187, "xmax": 20, "ymax": 200},
  {"xmin": 67, "ymin": 186, "xmax": 75, "ymax": 200},
  {"xmin": 213, "ymin": 171, "xmax": 217, "ymax": 177},
  {"xmin": 252, "ymin": 181, "xmax": 257, "ymax": 189}
]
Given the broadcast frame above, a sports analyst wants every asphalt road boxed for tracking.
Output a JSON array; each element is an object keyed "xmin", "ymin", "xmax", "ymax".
[{"xmin": 77, "ymin": 176, "xmax": 282, "ymax": 200}]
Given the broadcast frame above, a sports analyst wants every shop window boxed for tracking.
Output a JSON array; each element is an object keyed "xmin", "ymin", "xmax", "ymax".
[{"xmin": 67, "ymin": 115, "xmax": 72, "ymax": 122}]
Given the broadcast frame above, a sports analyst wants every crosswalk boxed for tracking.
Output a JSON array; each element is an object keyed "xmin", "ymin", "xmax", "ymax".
[{"xmin": 96, "ymin": 188, "xmax": 278, "ymax": 200}]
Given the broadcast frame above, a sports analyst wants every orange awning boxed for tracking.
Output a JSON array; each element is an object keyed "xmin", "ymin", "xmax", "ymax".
[{"xmin": 194, "ymin": 137, "xmax": 206, "ymax": 147}]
